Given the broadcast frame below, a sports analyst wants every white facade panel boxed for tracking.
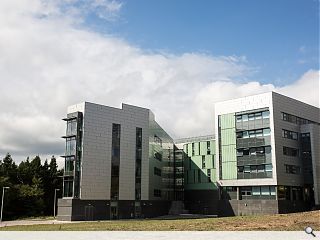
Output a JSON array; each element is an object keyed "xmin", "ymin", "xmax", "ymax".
[{"xmin": 214, "ymin": 92, "xmax": 278, "ymax": 186}]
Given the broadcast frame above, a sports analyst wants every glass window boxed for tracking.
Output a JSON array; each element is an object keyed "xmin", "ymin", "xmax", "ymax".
[
  {"xmin": 282, "ymin": 129, "xmax": 287, "ymax": 138},
  {"xmin": 154, "ymin": 135, "xmax": 162, "ymax": 146},
  {"xmin": 236, "ymin": 132, "xmax": 243, "ymax": 138},
  {"xmin": 238, "ymin": 166, "xmax": 244, "ymax": 172},
  {"xmin": 250, "ymin": 165, "xmax": 257, "ymax": 173},
  {"xmin": 282, "ymin": 129, "xmax": 298, "ymax": 140},
  {"xmin": 283, "ymin": 146, "xmax": 299, "ymax": 156},
  {"xmin": 237, "ymin": 149, "xmax": 243, "ymax": 157},
  {"xmin": 243, "ymin": 149, "xmax": 249, "ymax": 155},
  {"xmin": 281, "ymin": 112, "xmax": 288, "ymax": 121},
  {"xmin": 241, "ymin": 187, "xmax": 252, "ymax": 196},
  {"xmin": 65, "ymin": 157, "xmax": 75, "ymax": 172},
  {"xmin": 63, "ymin": 177, "xmax": 73, "ymax": 197},
  {"xmin": 202, "ymin": 155, "xmax": 206, "ymax": 169},
  {"xmin": 285, "ymin": 164, "xmax": 300, "ymax": 174},
  {"xmin": 206, "ymin": 141, "xmax": 211, "ymax": 155},
  {"xmin": 261, "ymin": 186, "xmax": 270, "ymax": 195},
  {"xmin": 265, "ymin": 146, "xmax": 271, "ymax": 154},
  {"xmin": 252, "ymin": 187, "xmax": 261, "ymax": 196},
  {"xmin": 236, "ymin": 115, "xmax": 242, "ymax": 122},
  {"xmin": 242, "ymin": 114, "xmax": 248, "ymax": 121},
  {"xmin": 66, "ymin": 137, "xmax": 76, "ymax": 156},
  {"xmin": 249, "ymin": 130, "xmax": 256, "ymax": 138},
  {"xmin": 244, "ymin": 166, "xmax": 250, "ymax": 173},
  {"xmin": 265, "ymin": 164, "xmax": 272, "ymax": 172},
  {"xmin": 249, "ymin": 148, "xmax": 257, "ymax": 155},
  {"xmin": 242, "ymin": 131, "xmax": 249, "ymax": 138},
  {"xmin": 283, "ymin": 146, "xmax": 287, "ymax": 155},
  {"xmin": 291, "ymin": 115, "xmax": 297, "ymax": 124},
  {"xmin": 255, "ymin": 129, "xmax": 263, "ymax": 137},
  {"xmin": 248, "ymin": 113, "xmax": 255, "ymax": 121},
  {"xmin": 255, "ymin": 112, "xmax": 262, "ymax": 119},
  {"xmin": 207, "ymin": 169, "xmax": 211, "ymax": 182},
  {"xmin": 292, "ymin": 132, "xmax": 298, "ymax": 140},
  {"xmin": 270, "ymin": 186, "xmax": 276, "ymax": 196},
  {"xmin": 192, "ymin": 143, "xmax": 195, "ymax": 156},
  {"xmin": 154, "ymin": 152, "xmax": 162, "ymax": 161},
  {"xmin": 256, "ymin": 147, "xmax": 264, "ymax": 155},
  {"xmin": 111, "ymin": 123, "xmax": 121, "ymax": 200},
  {"xmin": 263, "ymin": 128, "xmax": 271, "ymax": 136},
  {"xmin": 262, "ymin": 111, "xmax": 270, "ymax": 119},
  {"xmin": 66, "ymin": 119, "xmax": 77, "ymax": 136},
  {"xmin": 257, "ymin": 165, "xmax": 265, "ymax": 173}
]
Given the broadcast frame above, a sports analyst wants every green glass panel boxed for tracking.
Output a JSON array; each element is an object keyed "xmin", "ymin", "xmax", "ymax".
[
  {"xmin": 222, "ymin": 161, "xmax": 237, "ymax": 179},
  {"xmin": 205, "ymin": 155, "xmax": 213, "ymax": 169},
  {"xmin": 220, "ymin": 113, "xmax": 235, "ymax": 129},
  {"xmin": 221, "ymin": 128, "xmax": 236, "ymax": 146},
  {"xmin": 187, "ymin": 144, "xmax": 192, "ymax": 157},
  {"xmin": 199, "ymin": 141, "xmax": 207, "ymax": 155},
  {"xmin": 210, "ymin": 140, "xmax": 216, "ymax": 154},
  {"xmin": 220, "ymin": 113, "xmax": 237, "ymax": 180}
]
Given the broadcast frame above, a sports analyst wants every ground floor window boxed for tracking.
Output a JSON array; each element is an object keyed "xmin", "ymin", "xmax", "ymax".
[
  {"xmin": 240, "ymin": 186, "xmax": 276, "ymax": 199},
  {"xmin": 63, "ymin": 177, "xmax": 73, "ymax": 197}
]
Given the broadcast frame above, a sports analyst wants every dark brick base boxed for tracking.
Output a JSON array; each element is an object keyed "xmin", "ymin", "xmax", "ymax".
[
  {"xmin": 184, "ymin": 190, "xmax": 313, "ymax": 216},
  {"xmin": 57, "ymin": 199, "xmax": 171, "ymax": 221}
]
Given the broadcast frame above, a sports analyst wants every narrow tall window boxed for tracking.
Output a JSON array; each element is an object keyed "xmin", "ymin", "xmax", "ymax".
[
  {"xmin": 111, "ymin": 123, "xmax": 121, "ymax": 200},
  {"xmin": 207, "ymin": 141, "xmax": 211, "ymax": 155},
  {"xmin": 202, "ymin": 155, "xmax": 206, "ymax": 169},
  {"xmin": 192, "ymin": 143, "xmax": 195, "ymax": 156},
  {"xmin": 207, "ymin": 169, "xmax": 211, "ymax": 182},
  {"xmin": 135, "ymin": 127, "xmax": 142, "ymax": 200}
]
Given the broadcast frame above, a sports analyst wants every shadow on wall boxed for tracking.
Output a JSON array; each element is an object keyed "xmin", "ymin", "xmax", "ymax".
[{"xmin": 183, "ymin": 155, "xmax": 237, "ymax": 216}]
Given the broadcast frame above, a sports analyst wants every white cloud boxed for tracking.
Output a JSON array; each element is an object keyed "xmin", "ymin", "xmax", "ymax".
[
  {"xmin": 299, "ymin": 45, "xmax": 306, "ymax": 54},
  {"xmin": 0, "ymin": 0, "xmax": 318, "ymax": 167},
  {"xmin": 91, "ymin": 0, "xmax": 123, "ymax": 20}
]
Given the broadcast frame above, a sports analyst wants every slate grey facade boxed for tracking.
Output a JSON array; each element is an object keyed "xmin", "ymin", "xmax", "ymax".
[
  {"xmin": 58, "ymin": 92, "xmax": 319, "ymax": 220},
  {"xmin": 214, "ymin": 92, "xmax": 320, "ymax": 215},
  {"xmin": 58, "ymin": 102, "xmax": 179, "ymax": 220}
]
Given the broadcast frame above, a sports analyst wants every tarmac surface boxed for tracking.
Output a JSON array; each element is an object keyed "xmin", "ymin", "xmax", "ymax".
[{"xmin": 0, "ymin": 219, "xmax": 73, "ymax": 227}]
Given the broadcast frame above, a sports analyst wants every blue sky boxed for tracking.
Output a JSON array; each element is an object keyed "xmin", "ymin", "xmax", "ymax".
[
  {"xmin": 86, "ymin": 0, "xmax": 319, "ymax": 86},
  {"xmin": 0, "ymin": 0, "xmax": 318, "ymax": 162}
]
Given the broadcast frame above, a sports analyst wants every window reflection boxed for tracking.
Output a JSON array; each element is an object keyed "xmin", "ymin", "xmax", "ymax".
[{"xmin": 66, "ymin": 137, "xmax": 76, "ymax": 156}]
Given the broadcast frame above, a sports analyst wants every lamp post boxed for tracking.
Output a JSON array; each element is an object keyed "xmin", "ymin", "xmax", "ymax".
[
  {"xmin": 53, "ymin": 189, "xmax": 60, "ymax": 219},
  {"xmin": 0, "ymin": 187, "xmax": 10, "ymax": 222}
]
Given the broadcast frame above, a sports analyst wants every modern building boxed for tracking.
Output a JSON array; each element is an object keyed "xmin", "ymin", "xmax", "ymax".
[
  {"xmin": 182, "ymin": 91, "xmax": 319, "ymax": 216},
  {"xmin": 175, "ymin": 136, "xmax": 218, "ymax": 214},
  {"xmin": 58, "ymin": 92, "xmax": 319, "ymax": 220},
  {"xmin": 213, "ymin": 91, "xmax": 319, "ymax": 215},
  {"xmin": 58, "ymin": 102, "xmax": 181, "ymax": 221}
]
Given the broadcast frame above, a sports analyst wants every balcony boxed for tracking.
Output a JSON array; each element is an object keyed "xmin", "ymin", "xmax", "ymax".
[
  {"xmin": 237, "ymin": 171, "xmax": 272, "ymax": 179},
  {"xmin": 61, "ymin": 134, "xmax": 76, "ymax": 139},
  {"xmin": 64, "ymin": 171, "xmax": 74, "ymax": 177},
  {"xmin": 237, "ymin": 137, "xmax": 271, "ymax": 148},
  {"xmin": 237, "ymin": 154, "xmax": 271, "ymax": 165}
]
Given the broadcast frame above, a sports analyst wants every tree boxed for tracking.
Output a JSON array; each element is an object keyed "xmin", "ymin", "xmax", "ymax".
[
  {"xmin": 16, "ymin": 176, "xmax": 45, "ymax": 216},
  {"xmin": 0, "ymin": 153, "xmax": 63, "ymax": 219},
  {"xmin": 0, "ymin": 153, "xmax": 17, "ymax": 183},
  {"xmin": 42, "ymin": 156, "xmax": 63, "ymax": 215}
]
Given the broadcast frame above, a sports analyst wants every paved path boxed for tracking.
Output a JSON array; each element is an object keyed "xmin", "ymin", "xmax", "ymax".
[{"xmin": 0, "ymin": 219, "xmax": 73, "ymax": 227}]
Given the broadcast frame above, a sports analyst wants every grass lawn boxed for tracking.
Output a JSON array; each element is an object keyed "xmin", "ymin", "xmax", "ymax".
[{"xmin": 1, "ymin": 210, "xmax": 319, "ymax": 231}]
